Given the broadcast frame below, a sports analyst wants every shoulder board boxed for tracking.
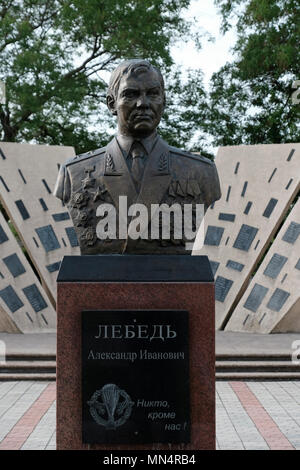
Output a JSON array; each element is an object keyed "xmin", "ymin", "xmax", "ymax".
[
  {"xmin": 66, "ymin": 146, "xmax": 106, "ymax": 167},
  {"xmin": 169, "ymin": 146, "xmax": 214, "ymax": 166}
]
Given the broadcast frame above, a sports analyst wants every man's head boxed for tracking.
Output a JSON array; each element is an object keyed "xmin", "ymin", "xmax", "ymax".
[{"xmin": 107, "ymin": 59, "xmax": 166, "ymax": 138}]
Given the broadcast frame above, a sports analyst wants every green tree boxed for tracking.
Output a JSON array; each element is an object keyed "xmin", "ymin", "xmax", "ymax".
[
  {"xmin": 160, "ymin": 67, "xmax": 212, "ymax": 157},
  {"xmin": 205, "ymin": 0, "xmax": 300, "ymax": 147},
  {"xmin": 0, "ymin": 0, "xmax": 203, "ymax": 154}
]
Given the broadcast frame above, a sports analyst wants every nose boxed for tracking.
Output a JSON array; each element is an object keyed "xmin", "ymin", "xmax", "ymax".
[{"xmin": 136, "ymin": 93, "xmax": 149, "ymax": 108}]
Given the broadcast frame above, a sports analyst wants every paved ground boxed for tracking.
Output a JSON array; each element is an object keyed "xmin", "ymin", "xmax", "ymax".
[{"xmin": 0, "ymin": 381, "xmax": 299, "ymax": 450}]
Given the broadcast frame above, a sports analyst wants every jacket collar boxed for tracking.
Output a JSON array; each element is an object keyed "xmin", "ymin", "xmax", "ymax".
[{"xmin": 116, "ymin": 132, "xmax": 158, "ymax": 157}]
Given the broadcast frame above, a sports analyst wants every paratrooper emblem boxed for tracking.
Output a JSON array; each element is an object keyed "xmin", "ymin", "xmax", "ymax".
[{"xmin": 87, "ymin": 384, "xmax": 134, "ymax": 430}]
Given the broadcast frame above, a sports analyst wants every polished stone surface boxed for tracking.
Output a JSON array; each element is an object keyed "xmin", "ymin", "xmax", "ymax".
[{"xmin": 56, "ymin": 255, "xmax": 215, "ymax": 450}]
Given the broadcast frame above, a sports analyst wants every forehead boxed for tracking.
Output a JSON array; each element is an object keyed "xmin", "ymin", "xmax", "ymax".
[{"xmin": 118, "ymin": 70, "xmax": 162, "ymax": 93}]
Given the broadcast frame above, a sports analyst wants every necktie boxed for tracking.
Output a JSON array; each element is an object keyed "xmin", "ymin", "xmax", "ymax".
[{"xmin": 130, "ymin": 141, "xmax": 146, "ymax": 190}]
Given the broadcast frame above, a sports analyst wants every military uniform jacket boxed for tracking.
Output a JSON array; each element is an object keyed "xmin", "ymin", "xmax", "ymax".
[{"xmin": 54, "ymin": 135, "xmax": 221, "ymax": 254}]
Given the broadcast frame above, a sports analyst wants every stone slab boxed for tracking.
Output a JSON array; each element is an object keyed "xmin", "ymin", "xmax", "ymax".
[
  {"xmin": 0, "ymin": 142, "xmax": 79, "ymax": 305},
  {"xmin": 195, "ymin": 143, "xmax": 300, "ymax": 329},
  {"xmin": 0, "ymin": 211, "xmax": 56, "ymax": 333},
  {"xmin": 226, "ymin": 197, "xmax": 300, "ymax": 333}
]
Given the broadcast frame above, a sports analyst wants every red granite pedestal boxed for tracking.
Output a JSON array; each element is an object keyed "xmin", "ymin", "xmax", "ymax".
[{"xmin": 56, "ymin": 255, "xmax": 215, "ymax": 450}]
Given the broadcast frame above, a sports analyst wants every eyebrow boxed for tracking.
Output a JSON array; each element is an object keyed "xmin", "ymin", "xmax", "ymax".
[{"xmin": 121, "ymin": 85, "xmax": 161, "ymax": 94}]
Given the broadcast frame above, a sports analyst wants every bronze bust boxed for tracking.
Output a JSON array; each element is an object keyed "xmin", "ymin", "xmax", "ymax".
[{"xmin": 54, "ymin": 59, "xmax": 221, "ymax": 254}]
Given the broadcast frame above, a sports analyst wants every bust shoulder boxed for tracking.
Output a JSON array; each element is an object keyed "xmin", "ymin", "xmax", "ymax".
[
  {"xmin": 168, "ymin": 144, "xmax": 214, "ymax": 167},
  {"xmin": 65, "ymin": 146, "xmax": 106, "ymax": 168}
]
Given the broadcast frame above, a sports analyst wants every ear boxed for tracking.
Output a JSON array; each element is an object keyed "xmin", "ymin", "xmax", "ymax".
[{"xmin": 106, "ymin": 94, "xmax": 117, "ymax": 115}]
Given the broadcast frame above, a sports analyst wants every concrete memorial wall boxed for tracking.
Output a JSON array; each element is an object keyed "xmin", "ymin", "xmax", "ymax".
[
  {"xmin": 226, "ymin": 197, "xmax": 300, "ymax": 333},
  {"xmin": 199, "ymin": 143, "xmax": 300, "ymax": 330},
  {"xmin": 0, "ymin": 210, "xmax": 56, "ymax": 332},
  {"xmin": 0, "ymin": 141, "xmax": 299, "ymax": 334},
  {"xmin": 0, "ymin": 142, "xmax": 79, "ymax": 308}
]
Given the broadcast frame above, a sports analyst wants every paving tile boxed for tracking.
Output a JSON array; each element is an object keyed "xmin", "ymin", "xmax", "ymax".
[
  {"xmin": 0, "ymin": 381, "xmax": 298, "ymax": 450},
  {"xmin": 21, "ymin": 401, "xmax": 56, "ymax": 450},
  {"xmin": 0, "ymin": 382, "xmax": 47, "ymax": 441},
  {"xmin": 217, "ymin": 382, "xmax": 269, "ymax": 449}
]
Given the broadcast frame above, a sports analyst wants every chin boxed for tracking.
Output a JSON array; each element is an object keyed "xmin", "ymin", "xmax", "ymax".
[{"xmin": 133, "ymin": 123, "xmax": 154, "ymax": 133}]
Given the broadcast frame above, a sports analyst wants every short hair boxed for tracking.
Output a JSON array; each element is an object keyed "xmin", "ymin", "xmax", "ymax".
[{"xmin": 107, "ymin": 59, "xmax": 165, "ymax": 101}]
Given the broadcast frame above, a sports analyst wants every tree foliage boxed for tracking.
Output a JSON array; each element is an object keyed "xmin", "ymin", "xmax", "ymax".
[
  {"xmin": 205, "ymin": 0, "xmax": 300, "ymax": 147},
  {"xmin": 0, "ymin": 0, "xmax": 201, "ymax": 153}
]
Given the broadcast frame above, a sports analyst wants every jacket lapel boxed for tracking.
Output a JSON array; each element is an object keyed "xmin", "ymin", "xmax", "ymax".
[
  {"xmin": 136, "ymin": 136, "xmax": 171, "ymax": 213},
  {"xmin": 103, "ymin": 136, "xmax": 172, "ymax": 247},
  {"xmin": 126, "ymin": 137, "xmax": 172, "ymax": 243},
  {"xmin": 102, "ymin": 137, "xmax": 138, "ymax": 214}
]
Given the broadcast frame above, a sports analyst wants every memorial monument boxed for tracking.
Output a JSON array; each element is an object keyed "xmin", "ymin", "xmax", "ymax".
[
  {"xmin": 54, "ymin": 59, "xmax": 220, "ymax": 253},
  {"xmin": 55, "ymin": 59, "xmax": 221, "ymax": 450}
]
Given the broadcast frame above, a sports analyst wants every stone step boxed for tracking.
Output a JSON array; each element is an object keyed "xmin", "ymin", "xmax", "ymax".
[
  {"xmin": 216, "ymin": 354, "xmax": 292, "ymax": 362},
  {"xmin": 1, "ymin": 355, "xmax": 299, "ymax": 381},
  {"xmin": 0, "ymin": 361, "xmax": 56, "ymax": 375},
  {"xmin": 216, "ymin": 371, "xmax": 300, "ymax": 380},
  {"xmin": 216, "ymin": 360, "xmax": 300, "ymax": 372},
  {"xmin": 0, "ymin": 373, "xmax": 56, "ymax": 381}
]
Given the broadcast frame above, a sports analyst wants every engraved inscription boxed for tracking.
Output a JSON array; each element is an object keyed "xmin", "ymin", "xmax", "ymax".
[
  {"xmin": 0, "ymin": 285, "xmax": 24, "ymax": 313},
  {"xmin": 209, "ymin": 260, "xmax": 220, "ymax": 277},
  {"xmin": 204, "ymin": 226, "xmax": 224, "ymax": 246},
  {"xmin": 35, "ymin": 225, "xmax": 60, "ymax": 252},
  {"xmin": 263, "ymin": 253, "xmax": 288, "ymax": 279},
  {"xmin": 3, "ymin": 253, "xmax": 26, "ymax": 278},
  {"xmin": 282, "ymin": 222, "xmax": 300, "ymax": 244},
  {"xmin": 266, "ymin": 288, "xmax": 290, "ymax": 312},
  {"xmin": 244, "ymin": 283, "xmax": 269, "ymax": 313},
  {"xmin": 233, "ymin": 224, "xmax": 258, "ymax": 252},
  {"xmin": 215, "ymin": 276, "xmax": 233, "ymax": 303},
  {"xmin": 22, "ymin": 284, "xmax": 47, "ymax": 312},
  {"xmin": 226, "ymin": 260, "xmax": 244, "ymax": 272}
]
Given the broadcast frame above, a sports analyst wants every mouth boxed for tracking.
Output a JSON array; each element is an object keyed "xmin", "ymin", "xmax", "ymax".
[{"xmin": 132, "ymin": 113, "xmax": 153, "ymax": 121}]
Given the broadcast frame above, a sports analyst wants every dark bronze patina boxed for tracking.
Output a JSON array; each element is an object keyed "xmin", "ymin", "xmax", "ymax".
[{"xmin": 54, "ymin": 59, "xmax": 221, "ymax": 254}]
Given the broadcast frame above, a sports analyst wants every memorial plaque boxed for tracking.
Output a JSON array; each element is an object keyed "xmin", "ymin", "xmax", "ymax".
[
  {"xmin": 226, "ymin": 259, "xmax": 244, "ymax": 272},
  {"xmin": 35, "ymin": 225, "xmax": 60, "ymax": 252},
  {"xmin": 22, "ymin": 284, "xmax": 48, "ymax": 312},
  {"xmin": 204, "ymin": 225, "xmax": 224, "ymax": 246},
  {"xmin": 209, "ymin": 260, "xmax": 219, "ymax": 277},
  {"xmin": 65, "ymin": 226, "xmax": 79, "ymax": 247},
  {"xmin": 218, "ymin": 213, "xmax": 235, "ymax": 222},
  {"xmin": 82, "ymin": 310, "xmax": 190, "ymax": 445},
  {"xmin": 233, "ymin": 224, "xmax": 258, "ymax": 252},
  {"xmin": 52, "ymin": 212, "xmax": 70, "ymax": 222},
  {"xmin": 3, "ymin": 253, "xmax": 26, "ymax": 278},
  {"xmin": 244, "ymin": 283, "xmax": 268, "ymax": 313},
  {"xmin": 0, "ymin": 285, "xmax": 24, "ymax": 312},
  {"xmin": 266, "ymin": 288, "xmax": 290, "ymax": 312},
  {"xmin": 46, "ymin": 261, "xmax": 61, "ymax": 273},
  {"xmin": 215, "ymin": 276, "xmax": 233, "ymax": 303},
  {"xmin": 263, "ymin": 253, "xmax": 288, "ymax": 279},
  {"xmin": 282, "ymin": 222, "xmax": 300, "ymax": 245}
]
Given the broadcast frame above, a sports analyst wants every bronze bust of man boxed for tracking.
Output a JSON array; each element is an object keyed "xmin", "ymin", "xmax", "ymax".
[{"xmin": 54, "ymin": 59, "xmax": 221, "ymax": 254}]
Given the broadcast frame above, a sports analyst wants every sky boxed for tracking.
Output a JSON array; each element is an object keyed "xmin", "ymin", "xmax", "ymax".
[{"xmin": 171, "ymin": 0, "xmax": 237, "ymax": 88}]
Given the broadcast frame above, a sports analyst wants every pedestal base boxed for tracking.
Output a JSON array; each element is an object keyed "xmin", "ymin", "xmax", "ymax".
[{"xmin": 56, "ymin": 255, "xmax": 215, "ymax": 450}]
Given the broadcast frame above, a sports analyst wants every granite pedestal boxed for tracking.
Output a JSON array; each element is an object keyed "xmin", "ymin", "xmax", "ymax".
[{"xmin": 56, "ymin": 255, "xmax": 215, "ymax": 450}]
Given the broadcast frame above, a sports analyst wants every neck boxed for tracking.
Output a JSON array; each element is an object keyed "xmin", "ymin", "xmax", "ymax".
[{"xmin": 118, "ymin": 128, "xmax": 157, "ymax": 140}]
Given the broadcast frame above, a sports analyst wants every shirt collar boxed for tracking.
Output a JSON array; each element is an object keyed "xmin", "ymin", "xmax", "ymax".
[{"xmin": 116, "ymin": 132, "xmax": 158, "ymax": 157}]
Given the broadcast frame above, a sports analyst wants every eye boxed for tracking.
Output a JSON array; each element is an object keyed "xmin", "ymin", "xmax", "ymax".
[
  {"xmin": 148, "ymin": 89, "xmax": 160, "ymax": 97},
  {"xmin": 123, "ymin": 90, "xmax": 138, "ymax": 99}
]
